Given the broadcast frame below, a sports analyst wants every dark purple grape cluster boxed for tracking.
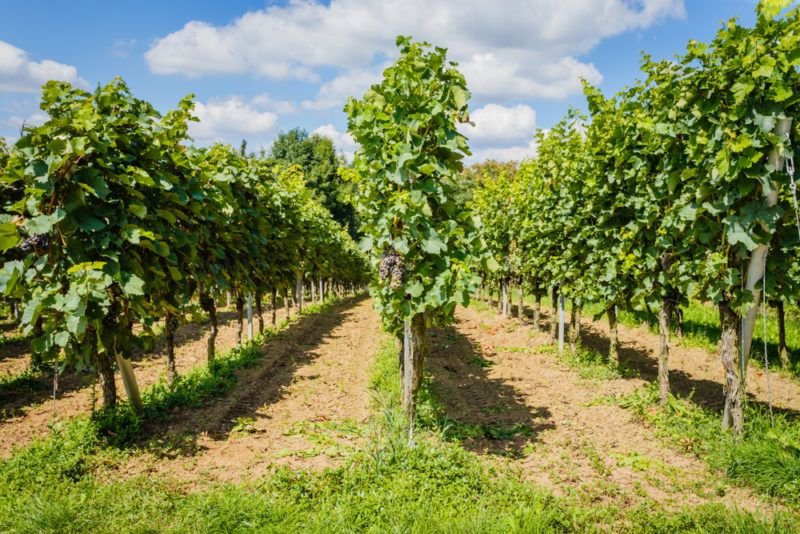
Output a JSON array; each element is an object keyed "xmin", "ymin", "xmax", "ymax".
[
  {"xmin": 19, "ymin": 233, "xmax": 50, "ymax": 254},
  {"xmin": 379, "ymin": 248, "xmax": 405, "ymax": 289}
]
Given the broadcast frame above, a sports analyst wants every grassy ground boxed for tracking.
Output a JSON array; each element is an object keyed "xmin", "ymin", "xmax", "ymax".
[
  {"xmin": 0, "ymin": 302, "xmax": 796, "ymax": 532},
  {"xmin": 478, "ymin": 294, "xmax": 800, "ymax": 506},
  {"xmin": 610, "ymin": 385, "xmax": 800, "ymax": 505}
]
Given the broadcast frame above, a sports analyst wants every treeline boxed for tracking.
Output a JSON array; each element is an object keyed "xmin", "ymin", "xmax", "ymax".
[
  {"xmin": 472, "ymin": 1, "xmax": 800, "ymax": 435},
  {"xmin": 0, "ymin": 78, "xmax": 369, "ymax": 411}
]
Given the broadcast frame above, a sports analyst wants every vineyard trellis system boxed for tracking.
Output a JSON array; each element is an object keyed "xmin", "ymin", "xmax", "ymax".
[
  {"xmin": 471, "ymin": 1, "xmax": 800, "ymax": 437},
  {"xmin": 0, "ymin": 79, "xmax": 370, "ymax": 413}
]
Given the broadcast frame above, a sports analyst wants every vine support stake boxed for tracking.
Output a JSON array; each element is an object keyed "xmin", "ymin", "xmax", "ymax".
[
  {"xmin": 116, "ymin": 354, "xmax": 143, "ymax": 414},
  {"xmin": 247, "ymin": 292, "xmax": 254, "ymax": 341},
  {"xmin": 296, "ymin": 274, "xmax": 303, "ymax": 313},
  {"xmin": 558, "ymin": 293, "xmax": 565, "ymax": 353}
]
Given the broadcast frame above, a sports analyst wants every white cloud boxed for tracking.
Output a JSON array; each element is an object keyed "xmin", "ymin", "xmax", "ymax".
[
  {"xmin": 190, "ymin": 96, "xmax": 278, "ymax": 143},
  {"xmin": 312, "ymin": 123, "xmax": 358, "ymax": 161},
  {"xmin": 458, "ymin": 103, "xmax": 538, "ymax": 163},
  {"xmin": 302, "ymin": 67, "xmax": 383, "ymax": 110},
  {"xmin": 252, "ymin": 93, "xmax": 297, "ymax": 114},
  {"xmin": 146, "ymin": 0, "xmax": 684, "ymax": 103},
  {"xmin": 462, "ymin": 103, "xmax": 536, "ymax": 141},
  {"xmin": 6, "ymin": 112, "xmax": 48, "ymax": 129},
  {"xmin": 461, "ymin": 54, "xmax": 601, "ymax": 99},
  {"xmin": 0, "ymin": 40, "xmax": 87, "ymax": 94},
  {"xmin": 469, "ymin": 139, "xmax": 538, "ymax": 163}
]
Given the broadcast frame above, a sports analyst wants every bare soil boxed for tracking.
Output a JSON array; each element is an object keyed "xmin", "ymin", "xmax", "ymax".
[
  {"xmin": 427, "ymin": 302, "xmax": 800, "ymax": 512},
  {"xmin": 578, "ymin": 313, "xmax": 800, "ymax": 414},
  {"xmin": 114, "ymin": 297, "xmax": 381, "ymax": 487},
  {"xmin": 0, "ymin": 303, "xmax": 296, "ymax": 458},
  {"xmin": 4, "ymin": 293, "xmax": 798, "ymax": 514}
]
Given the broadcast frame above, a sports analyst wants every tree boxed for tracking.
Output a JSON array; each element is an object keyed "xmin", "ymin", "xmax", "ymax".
[{"xmin": 269, "ymin": 128, "xmax": 359, "ymax": 238}]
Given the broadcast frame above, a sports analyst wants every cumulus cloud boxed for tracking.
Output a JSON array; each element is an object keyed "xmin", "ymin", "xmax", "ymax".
[
  {"xmin": 458, "ymin": 103, "xmax": 539, "ymax": 162},
  {"xmin": 469, "ymin": 140, "xmax": 538, "ymax": 163},
  {"xmin": 0, "ymin": 40, "xmax": 87, "ymax": 94},
  {"xmin": 312, "ymin": 123, "xmax": 359, "ymax": 161},
  {"xmin": 302, "ymin": 67, "xmax": 383, "ymax": 110},
  {"xmin": 189, "ymin": 96, "xmax": 278, "ymax": 143},
  {"xmin": 146, "ymin": 0, "xmax": 684, "ymax": 103},
  {"xmin": 252, "ymin": 93, "xmax": 297, "ymax": 114},
  {"xmin": 462, "ymin": 103, "xmax": 536, "ymax": 141}
]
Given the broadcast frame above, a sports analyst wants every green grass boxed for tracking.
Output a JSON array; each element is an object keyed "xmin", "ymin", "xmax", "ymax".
[
  {"xmin": 538, "ymin": 342, "xmax": 635, "ymax": 381},
  {"xmin": 0, "ymin": 331, "xmax": 28, "ymax": 346},
  {"xmin": 613, "ymin": 384, "xmax": 800, "ymax": 503},
  {"xmin": 0, "ymin": 299, "xmax": 796, "ymax": 532}
]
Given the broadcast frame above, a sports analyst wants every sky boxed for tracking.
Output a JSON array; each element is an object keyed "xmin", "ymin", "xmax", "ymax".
[{"xmin": 0, "ymin": 0, "xmax": 762, "ymax": 162}]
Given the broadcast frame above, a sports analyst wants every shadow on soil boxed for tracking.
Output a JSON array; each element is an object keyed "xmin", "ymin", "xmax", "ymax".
[
  {"xmin": 141, "ymin": 295, "xmax": 366, "ymax": 458},
  {"xmin": 426, "ymin": 320, "xmax": 554, "ymax": 459},
  {"xmin": 0, "ymin": 307, "xmax": 267, "ymax": 421},
  {"xmin": 514, "ymin": 301, "xmax": 800, "ymax": 420},
  {"xmin": 0, "ymin": 339, "xmax": 30, "ymax": 362}
]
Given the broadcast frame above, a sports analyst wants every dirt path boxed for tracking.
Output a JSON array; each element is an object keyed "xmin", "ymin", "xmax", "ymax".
[
  {"xmin": 118, "ymin": 297, "xmax": 381, "ymax": 487},
  {"xmin": 428, "ymin": 304, "xmax": 783, "ymax": 512},
  {"xmin": 0, "ymin": 304, "xmax": 297, "ymax": 458}
]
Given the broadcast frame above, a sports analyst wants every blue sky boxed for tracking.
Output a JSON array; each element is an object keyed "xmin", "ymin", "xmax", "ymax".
[{"xmin": 0, "ymin": 0, "xmax": 762, "ymax": 162}]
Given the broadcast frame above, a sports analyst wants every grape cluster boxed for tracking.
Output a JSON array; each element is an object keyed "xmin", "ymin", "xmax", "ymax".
[
  {"xmin": 19, "ymin": 233, "xmax": 50, "ymax": 254},
  {"xmin": 379, "ymin": 248, "xmax": 405, "ymax": 289}
]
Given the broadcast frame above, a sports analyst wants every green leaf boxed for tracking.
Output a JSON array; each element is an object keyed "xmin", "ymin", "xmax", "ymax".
[
  {"xmin": 679, "ymin": 204, "xmax": 699, "ymax": 221},
  {"xmin": 421, "ymin": 234, "xmax": 447, "ymax": 254},
  {"xmin": 121, "ymin": 273, "xmax": 145, "ymax": 296},
  {"xmin": 451, "ymin": 86, "xmax": 468, "ymax": 109},
  {"xmin": 67, "ymin": 261, "xmax": 107, "ymax": 274},
  {"xmin": 129, "ymin": 204, "xmax": 147, "ymax": 218},
  {"xmin": 406, "ymin": 281, "xmax": 424, "ymax": 298},
  {"xmin": 727, "ymin": 221, "xmax": 758, "ymax": 250},
  {"xmin": 359, "ymin": 235, "xmax": 374, "ymax": 253},
  {"xmin": 155, "ymin": 209, "xmax": 177, "ymax": 224},
  {"xmin": 77, "ymin": 215, "xmax": 106, "ymax": 232},
  {"xmin": 732, "ymin": 81, "xmax": 754, "ymax": 104},
  {"xmin": 66, "ymin": 313, "xmax": 88, "ymax": 336},
  {"xmin": 54, "ymin": 331, "xmax": 70, "ymax": 348},
  {"xmin": 75, "ymin": 168, "xmax": 110, "ymax": 198},
  {"xmin": 484, "ymin": 256, "xmax": 500, "ymax": 272},
  {"xmin": 753, "ymin": 56, "xmax": 776, "ymax": 78},
  {"xmin": 0, "ymin": 261, "xmax": 23, "ymax": 295},
  {"xmin": 26, "ymin": 209, "xmax": 65, "ymax": 234},
  {"xmin": 0, "ymin": 223, "xmax": 19, "ymax": 252}
]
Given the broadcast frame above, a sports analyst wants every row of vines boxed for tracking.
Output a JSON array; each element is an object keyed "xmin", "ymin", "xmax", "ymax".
[
  {"xmin": 0, "ymin": 79, "xmax": 369, "ymax": 412},
  {"xmin": 472, "ymin": 1, "xmax": 800, "ymax": 436}
]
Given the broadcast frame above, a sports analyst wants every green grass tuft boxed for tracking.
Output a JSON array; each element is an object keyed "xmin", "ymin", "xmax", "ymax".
[{"xmin": 615, "ymin": 384, "xmax": 800, "ymax": 503}]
